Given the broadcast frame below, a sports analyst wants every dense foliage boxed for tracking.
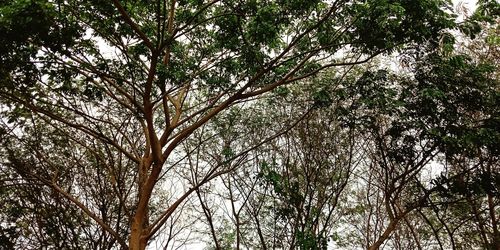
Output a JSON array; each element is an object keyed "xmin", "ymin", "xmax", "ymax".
[{"xmin": 0, "ymin": 0, "xmax": 498, "ymax": 249}]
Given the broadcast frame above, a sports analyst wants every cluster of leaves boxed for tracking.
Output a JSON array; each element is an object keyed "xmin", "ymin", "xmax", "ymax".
[
  {"xmin": 258, "ymin": 161, "xmax": 304, "ymax": 219},
  {"xmin": 0, "ymin": 0, "xmax": 81, "ymax": 89},
  {"xmin": 412, "ymin": 55, "xmax": 499, "ymax": 157},
  {"xmin": 349, "ymin": 0, "xmax": 456, "ymax": 52}
]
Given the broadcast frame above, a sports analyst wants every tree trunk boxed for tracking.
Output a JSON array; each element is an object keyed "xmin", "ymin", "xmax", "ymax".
[
  {"xmin": 128, "ymin": 158, "xmax": 157, "ymax": 250},
  {"xmin": 367, "ymin": 218, "xmax": 400, "ymax": 250},
  {"xmin": 129, "ymin": 214, "xmax": 148, "ymax": 250}
]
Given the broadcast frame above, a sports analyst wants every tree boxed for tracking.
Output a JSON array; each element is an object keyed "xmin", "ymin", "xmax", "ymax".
[
  {"xmin": 333, "ymin": 14, "xmax": 499, "ymax": 247},
  {"xmin": 190, "ymin": 77, "xmax": 365, "ymax": 249},
  {"xmin": 0, "ymin": 0, "xmax": 462, "ymax": 249},
  {"xmin": 416, "ymin": 44, "xmax": 499, "ymax": 250}
]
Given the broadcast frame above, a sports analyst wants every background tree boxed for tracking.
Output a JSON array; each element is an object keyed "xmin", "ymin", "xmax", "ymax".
[{"xmin": 333, "ymin": 11, "xmax": 499, "ymax": 246}]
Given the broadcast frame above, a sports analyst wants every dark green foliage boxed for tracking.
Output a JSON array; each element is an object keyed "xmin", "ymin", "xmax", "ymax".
[
  {"xmin": 312, "ymin": 88, "xmax": 333, "ymax": 108},
  {"xmin": 411, "ymin": 54, "xmax": 499, "ymax": 157},
  {"xmin": 349, "ymin": 0, "xmax": 456, "ymax": 52},
  {"xmin": 296, "ymin": 230, "xmax": 328, "ymax": 250},
  {"xmin": 257, "ymin": 156, "xmax": 331, "ymax": 249},
  {"xmin": 0, "ymin": 0, "xmax": 458, "ymax": 103},
  {"xmin": 337, "ymin": 52, "xmax": 498, "ymax": 161},
  {"xmin": 460, "ymin": 0, "xmax": 500, "ymax": 38},
  {"xmin": 0, "ymin": 0, "xmax": 81, "ymax": 89},
  {"xmin": 258, "ymin": 161, "xmax": 304, "ymax": 216}
]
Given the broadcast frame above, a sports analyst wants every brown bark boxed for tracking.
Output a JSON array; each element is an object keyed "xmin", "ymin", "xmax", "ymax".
[
  {"xmin": 128, "ymin": 183, "xmax": 151, "ymax": 250},
  {"xmin": 367, "ymin": 218, "xmax": 401, "ymax": 250},
  {"xmin": 129, "ymin": 216, "xmax": 148, "ymax": 250}
]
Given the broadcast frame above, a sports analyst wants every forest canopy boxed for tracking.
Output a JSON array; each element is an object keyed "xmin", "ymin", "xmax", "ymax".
[{"xmin": 0, "ymin": 0, "xmax": 498, "ymax": 249}]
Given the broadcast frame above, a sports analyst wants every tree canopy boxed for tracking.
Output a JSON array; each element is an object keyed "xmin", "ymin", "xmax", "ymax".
[{"xmin": 0, "ymin": 0, "xmax": 498, "ymax": 249}]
